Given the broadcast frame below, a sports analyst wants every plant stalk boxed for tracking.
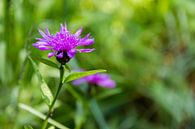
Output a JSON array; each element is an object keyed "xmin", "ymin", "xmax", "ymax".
[{"xmin": 41, "ymin": 65, "xmax": 64, "ymax": 129}]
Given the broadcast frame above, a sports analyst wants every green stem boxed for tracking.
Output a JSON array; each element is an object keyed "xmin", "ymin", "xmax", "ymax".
[{"xmin": 41, "ymin": 65, "xmax": 64, "ymax": 129}]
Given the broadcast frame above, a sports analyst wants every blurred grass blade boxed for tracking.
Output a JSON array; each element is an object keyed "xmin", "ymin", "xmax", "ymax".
[
  {"xmin": 33, "ymin": 56, "xmax": 59, "ymax": 69},
  {"xmin": 48, "ymin": 126, "xmax": 55, "ymax": 129},
  {"xmin": 41, "ymin": 82, "xmax": 54, "ymax": 106},
  {"xmin": 28, "ymin": 56, "xmax": 43, "ymax": 81},
  {"xmin": 28, "ymin": 56, "xmax": 54, "ymax": 106},
  {"xmin": 24, "ymin": 125, "xmax": 33, "ymax": 129},
  {"xmin": 0, "ymin": 43, "xmax": 6, "ymax": 83},
  {"xmin": 66, "ymin": 85, "xmax": 85, "ymax": 102},
  {"xmin": 96, "ymin": 89, "xmax": 122, "ymax": 100},
  {"xmin": 89, "ymin": 99, "xmax": 109, "ymax": 129},
  {"xmin": 75, "ymin": 101, "xmax": 85, "ymax": 129},
  {"xmin": 64, "ymin": 69, "xmax": 106, "ymax": 83},
  {"xmin": 19, "ymin": 103, "xmax": 69, "ymax": 129}
]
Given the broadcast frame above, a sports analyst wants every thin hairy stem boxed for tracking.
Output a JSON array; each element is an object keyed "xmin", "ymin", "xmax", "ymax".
[{"xmin": 41, "ymin": 65, "xmax": 64, "ymax": 129}]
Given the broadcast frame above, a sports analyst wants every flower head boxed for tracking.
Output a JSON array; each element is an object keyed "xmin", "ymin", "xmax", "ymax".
[
  {"xmin": 73, "ymin": 73, "xmax": 116, "ymax": 88},
  {"xmin": 33, "ymin": 23, "xmax": 95, "ymax": 64}
]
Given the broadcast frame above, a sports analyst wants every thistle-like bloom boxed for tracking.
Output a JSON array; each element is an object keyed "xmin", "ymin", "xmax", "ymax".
[
  {"xmin": 73, "ymin": 73, "xmax": 116, "ymax": 88},
  {"xmin": 33, "ymin": 23, "xmax": 94, "ymax": 64}
]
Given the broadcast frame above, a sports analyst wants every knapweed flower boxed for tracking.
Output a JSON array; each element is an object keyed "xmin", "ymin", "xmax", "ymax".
[
  {"xmin": 73, "ymin": 73, "xmax": 116, "ymax": 88},
  {"xmin": 33, "ymin": 23, "xmax": 95, "ymax": 64}
]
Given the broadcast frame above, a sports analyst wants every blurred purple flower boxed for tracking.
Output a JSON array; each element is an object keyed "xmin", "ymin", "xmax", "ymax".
[
  {"xmin": 33, "ymin": 23, "xmax": 95, "ymax": 64},
  {"xmin": 73, "ymin": 73, "xmax": 116, "ymax": 88}
]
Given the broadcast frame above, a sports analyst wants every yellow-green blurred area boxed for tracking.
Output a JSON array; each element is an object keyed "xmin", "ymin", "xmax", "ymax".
[{"xmin": 1, "ymin": 0, "xmax": 195, "ymax": 129}]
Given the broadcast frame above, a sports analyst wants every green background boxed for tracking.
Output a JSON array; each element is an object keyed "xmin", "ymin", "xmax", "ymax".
[{"xmin": 0, "ymin": 0, "xmax": 195, "ymax": 128}]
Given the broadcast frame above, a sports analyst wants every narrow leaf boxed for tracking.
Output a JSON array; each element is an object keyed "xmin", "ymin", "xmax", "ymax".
[
  {"xmin": 96, "ymin": 89, "xmax": 122, "ymax": 100},
  {"xmin": 89, "ymin": 99, "xmax": 109, "ymax": 129},
  {"xmin": 66, "ymin": 85, "xmax": 85, "ymax": 102},
  {"xmin": 64, "ymin": 69, "xmax": 106, "ymax": 83},
  {"xmin": 28, "ymin": 56, "xmax": 43, "ymax": 81},
  {"xmin": 48, "ymin": 126, "xmax": 55, "ymax": 129},
  {"xmin": 0, "ymin": 43, "xmax": 6, "ymax": 83},
  {"xmin": 19, "ymin": 103, "xmax": 69, "ymax": 129},
  {"xmin": 75, "ymin": 101, "xmax": 85, "ymax": 129},
  {"xmin": 28, "ymin": 56, "xmax": 54, "ymax": 106},
  {"xmin": 24, "ymin": 125, "xmax": 33, "ymax": 129},
  {"xmin": 64, "ymin": 64, "xmax": 71, "ymax": 72},
  {"xmin": 33, "ymin": 56, "xmax": 59, "ymax": 69},
  {"xmin": 41, "ymin": 82, "xmax": 54, "ymax": 106}
]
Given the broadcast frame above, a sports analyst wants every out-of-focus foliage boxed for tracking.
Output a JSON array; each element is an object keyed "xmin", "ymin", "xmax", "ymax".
[{"xmin": 0, "ymin": 0, "xmax": 195, "ymax": 129}]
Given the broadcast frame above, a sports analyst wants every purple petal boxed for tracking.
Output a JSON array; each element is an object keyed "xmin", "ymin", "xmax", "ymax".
[
  {"xmin": 33, "ymin": 41, "xmax": 50, "ymax": 47},
  {"xmin": 32, "ymin": 43, "xmax": 39, "ymax": 47},
  {"xmin": 38, "ymin": 29, "xmax": 49, "ymax": 39},
  {"xmin": 67, "ymin": 49, "xmax": 77, "ymax": 58},
  {"xmin": 64, "ymin": 22, "xmax": 68, "ymax": 29},
  {"xmin": 45, "ymin": 28, "xmax": 50, "ymax": 35},
  {"xmin": 79, "ymin": 38, "xmax": 94, "ymax": 46},
  {"xmin": 75, "ymin": 27, "xmax": 82, "ymax": 37},
  {"xmin": 79, "ymin": 33, "xmax": 94, "ymax": 46},
  {"xmin": 60, "ymin": 22, "xmax": 68, "ymax": 33},
  {"xmin": 57, "ymin": 52, "xmax": 63, "ymax": 58},
  {"xmin": 34, "ymin": 45, "xmax": 52, "ymax": 50},
  {"xmin": 98, "ymin": 74, "xmax": 110, "ymax": 80},
  {"xmin": 33, "ymin": 41, "xmax": 51, "ymax": 49},
  {"xmin": 36, "ymin": 38, "xmax": 44, "ymax": 41},
  {"xmin": 77, "ymin": 48, "xmax": 95, "ymax": 53},
  {"xmin": 48, "ymin": 52, "xmax": 55, "ymax": 58},
  {"xmin": 98, "ymin": 80, "xmax": 116, "ymax": 88},
  {"xmin": 72, "ymin": 78, "xmax": 87, "ymax": 85}
]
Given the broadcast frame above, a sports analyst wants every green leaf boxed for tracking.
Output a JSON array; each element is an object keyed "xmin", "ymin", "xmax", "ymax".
[
  {"xmin": 75, "ymin": 101, "xmax": 86, "ymax": 129},
  {"xmin": 19, "ymin": 103, "xmax": 69, "ymax": 129},
  {"xmin": 96, "ymin": 89, "xmax": 122, "ymax": 100},
  {"xmin": 28, "ymin": 56, "xmax": 54, "ymax": 106},
  {"xmin": 89, "ymin": 99, "xmax": 109, "ymax": 129},
  {"xmin": 64, "ymin": 64, "xmax": 71, "ymax": 72},
  {"xmin": 0, "ymin": 43, "xmax": 6, "ymax": 83},
  {"xmin": 66, "ymin": 85, "xmax": 85, "ymax": 102},
  {"xmin": 41, "ymin": 81, "xmax": 54, "ymax": 106},
  {"xmin": 28, "ymin": 56, "xmax": 43, "ymax": 81},
  {"xmin": 48, "ymin": 126, "xmax": 55, "ymax": 129},
  {"xmin": 24, "ymin": 125, "xmax": 33, "ymax": 129},
  {"xmin": 64, "ymin": 69, "xmax": 106, "ymax": 83},
  {"xmin": 33, "ymin": 56, "xmax": 59, "ymax": 69}
]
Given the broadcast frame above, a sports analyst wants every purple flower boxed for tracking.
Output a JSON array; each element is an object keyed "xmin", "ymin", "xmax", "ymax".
[
  {"xmin": 73, "ymin": 73, "xmax": 116, "ymax": 88},
  {"xmin": 33, "ymin": 23, "xmax": 95, "ymax": 64}
]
